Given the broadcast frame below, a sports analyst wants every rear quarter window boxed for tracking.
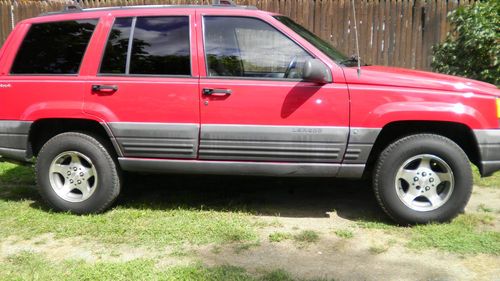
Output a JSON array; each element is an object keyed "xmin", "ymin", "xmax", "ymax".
[{"xmin": 10, "ymin": 19, "xmax": 98, "ymax": 75}]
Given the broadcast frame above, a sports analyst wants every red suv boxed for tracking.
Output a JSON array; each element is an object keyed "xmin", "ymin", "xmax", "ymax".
[{"xmin": 0, "ymin": 4, "xmax": 498, "ymax": 224}]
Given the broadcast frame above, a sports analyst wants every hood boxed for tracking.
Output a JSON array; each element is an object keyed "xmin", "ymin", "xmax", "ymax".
[{"xmin": 343, "ymin": 65, "xmax": 499, "ymax": 97}]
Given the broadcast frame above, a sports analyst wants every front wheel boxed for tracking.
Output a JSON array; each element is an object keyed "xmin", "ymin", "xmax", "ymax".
[
  {"xmin": 36, "ymin": 132, "xmax": 121, "ymax": 214},
  {"xmin": 373, "ymin": 134, "xmax": 472, "ymax": 225}
]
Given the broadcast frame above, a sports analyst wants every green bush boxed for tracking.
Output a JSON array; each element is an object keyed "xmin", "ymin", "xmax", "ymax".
[{"xmin": 432, "ymin": 1, "xmax": 499, "ymax": 85}]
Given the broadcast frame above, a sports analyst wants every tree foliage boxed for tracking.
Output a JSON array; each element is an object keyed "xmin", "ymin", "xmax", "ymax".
[{"xmin": 432, "ymin": 1, "xmax": 499, "ymax": 85}]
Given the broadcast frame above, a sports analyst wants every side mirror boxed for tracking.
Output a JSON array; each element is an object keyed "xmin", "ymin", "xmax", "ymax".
[{"xmin": 302, "ymin": 59, "xmax": 332, "ymax": 84}]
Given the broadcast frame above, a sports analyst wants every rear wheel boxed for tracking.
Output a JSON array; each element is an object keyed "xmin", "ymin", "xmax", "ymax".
[
  {"xmin": 36, "ymin": 132, "xmax": 121, "ymax": 214},
  {"xmin": 373, "ymin": 134, "xmax": 472, "ymax": 225}
]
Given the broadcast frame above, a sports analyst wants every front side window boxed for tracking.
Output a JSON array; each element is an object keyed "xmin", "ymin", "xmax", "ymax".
[
  {"xmin": 274, "ymin": 16, "xmax": 351, "ymax": 65},
  {"xmin": 100, "ymin": 16, "xmax": 191, "ymax": 76},
  {"xmin": 11, "ymin": 19, "xmax": 98, "ymax": 75},
  {"xmin": 203, "ymin": 16, "xmax": 312, "ymax": 79}
]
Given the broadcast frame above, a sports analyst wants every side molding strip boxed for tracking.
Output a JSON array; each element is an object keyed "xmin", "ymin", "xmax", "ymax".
[
  {"xmin": 0, "ymin": 121, "xmax": 32, "ymax": 162},
  {"xmin": 119, "ymin": 158, "xmax": 366, "ymax": 178},
  {"xmin": 344, "ymin": 128, "xmax": 381, "ymax": 164},
  {"xmin": 200, "ymin": 124, "xmax": 349, "ymax": 163},
  {"xmin": 108, "ymin": 122, "xmax": 200, "ymax": 159},
  {"xmin": 474, "ymin": 129, "xmax": 500, "ymax": 176}
]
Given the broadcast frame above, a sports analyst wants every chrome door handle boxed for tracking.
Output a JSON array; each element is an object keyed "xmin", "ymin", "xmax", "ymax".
[
  {"xmin": 202, "ymin": 88, "xmax": 232, "ymax": 96},
  {"xmin": 92, "ymin": 84, "xmax": 118, "ymax": 93}
]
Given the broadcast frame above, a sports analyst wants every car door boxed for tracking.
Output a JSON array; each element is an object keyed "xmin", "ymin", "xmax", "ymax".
[
  {"xmin": 84, "ymin": 10, "xmax": 200, "ymax": 159},
  {"xmin": 197, "ymin": 12, "xmax": 350, "ymax": 163}
]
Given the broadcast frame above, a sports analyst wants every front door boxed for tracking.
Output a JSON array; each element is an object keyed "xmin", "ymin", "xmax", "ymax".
[
  {"xmin": 198, "ymin": 14, "xmax": 350, "ymax": 163},
  {"xmin": 84, "ymin": 11, "xmax": 200, "ymax": 159}
]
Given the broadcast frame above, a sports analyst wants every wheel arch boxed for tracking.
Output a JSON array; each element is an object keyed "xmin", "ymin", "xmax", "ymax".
[
  {"xmin": 28, "ymin": 118, "xmax": 121, "ymax": 158},
  {"xmin": 364, "ymin": 121, "xmax": 480, "ymax": 178}
]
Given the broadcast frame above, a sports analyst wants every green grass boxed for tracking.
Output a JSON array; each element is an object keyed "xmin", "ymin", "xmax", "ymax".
[
  {"xmin": 334, "ymin": 229, "xmax": 354, "ymax": 239},
  {"xmin": 357, "ymin": 213, "xmax": 500, "ymax": 255},
  {"xmin": 0, "ymin": 252, "xmax": 319, "ymax": 281},
  {"xmin": 234, "ymin": 241, "xmax": 261, "ymax": 253},
  {"xmin": 477, "ymin": 203, "xmax": 494, "ymax": 213},
  {"xmin": 0, "ymin": 163, "xmax": 257, "ymax": 247},
  {"xmin": 473, "ymin": 165, "xmax": 500, "ymax": 188},
  {"xmin": 269, "ymin": 230, "xmax": 321, "ymax": 245},
  {"xmin": 253, "ymin": 219, "xmax": 283, "ymax": 229},
  {"xmin": 356, "ymin": 220, "xmax": 398, "ymax": 230},
  {"xmin": 408, "ymin": 214, "xmax": 500, "ymax": 255},
  {"xmin": 0, "ymin": 200, "xmax": 257, "ymax": 247},
  {"xmin": 0, "ymin": 162, "xmax": 34, "ymax": 185},
  {"xmin": 293, "ymin": 230, "xmax": 320, "ymax": 244},
  {"xmin": 269, "ymin": 232, "xmax": 293, "ymax": 243}
]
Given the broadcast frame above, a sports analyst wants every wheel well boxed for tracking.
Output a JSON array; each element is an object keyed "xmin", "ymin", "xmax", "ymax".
[
  {"xmin": 28, "ymin": 119, "xmax": 117, "ymax": 157},
  {"xmin": 364, "ymin": 121, "xmax": 480, "ymax": 177}
]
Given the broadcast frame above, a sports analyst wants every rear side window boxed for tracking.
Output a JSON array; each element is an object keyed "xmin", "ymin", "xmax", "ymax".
[
  {"xmin": 100, "ymin": 16, "xmax": 191, "ymax": 76},
  {"xmin": 100, "ymin": 18, "xmax": 133, "ymax": 74},
  {"xmin": 11, "ymin": 19, "xmax": 98, "ymax": 75}
]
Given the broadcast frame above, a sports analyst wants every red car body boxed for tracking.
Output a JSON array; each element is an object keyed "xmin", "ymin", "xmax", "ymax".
[{"xmin": 1, "ymin": 6, "xmax": 498, "ymax": 177}]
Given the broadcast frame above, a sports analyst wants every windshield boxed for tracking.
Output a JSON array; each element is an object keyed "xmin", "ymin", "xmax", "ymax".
[{"xmin": 274, "ymin": 16, "xmax": 352, "ymax": 65}]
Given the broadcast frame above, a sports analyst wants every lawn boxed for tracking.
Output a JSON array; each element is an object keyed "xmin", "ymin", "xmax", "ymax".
[
  {"xmin": 0, "ymin": 161, "xmax": 498, "ymax": 280},
  {"xmin": 0, "ymin": 252, "xmax": 301, "ymax": 281}
]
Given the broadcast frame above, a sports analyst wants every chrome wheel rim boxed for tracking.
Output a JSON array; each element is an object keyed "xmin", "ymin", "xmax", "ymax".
[
  {"xmin": 49, "ymin": 151, "xmax": 98, "ymax": 203},
  {"xmin": 394, "ymin": 154, "xmax": 454, "ymax": 212}
]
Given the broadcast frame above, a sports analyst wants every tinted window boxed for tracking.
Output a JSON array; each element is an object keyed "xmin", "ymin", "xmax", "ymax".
[
  {"xmin": 11, "ymin": 19, "xmax": 97, "ymax": 74},
  {"xmin": 203, "ymin": 16, "xmax": 312, "ymax": 79},
  {"xmin": 130, "ymin": 17, "xmax": 190, "ymax": 75},
  {"xmin": 100, "ymin": 18, "xmax": 133, "ymax": 74},
  {"xmin": 100, "ymin": 16, "xmax": 191, "ymax": 76}
]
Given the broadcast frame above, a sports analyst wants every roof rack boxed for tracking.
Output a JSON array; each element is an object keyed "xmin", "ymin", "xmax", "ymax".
[{"xmin": 40, "ymin": 1, "xmax": 257, "ymax": 17}]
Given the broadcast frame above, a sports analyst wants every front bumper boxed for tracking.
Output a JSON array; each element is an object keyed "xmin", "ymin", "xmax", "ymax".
[{"xmin": 474, "ymin": 129, "xmax": 500, "ymax": 177}]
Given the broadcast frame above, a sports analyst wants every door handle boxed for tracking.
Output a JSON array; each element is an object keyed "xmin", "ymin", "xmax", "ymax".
[
  {"xmin": 92, "ymin": 84, "xmax": 118, "ymax": 94},
  {"xmin": 202, "ymin": 88, "xmax": 232, "ymax": 96}
]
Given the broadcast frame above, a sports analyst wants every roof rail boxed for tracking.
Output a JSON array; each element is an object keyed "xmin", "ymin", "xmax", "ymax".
[
  {"xmin": 39, "ymin": 4, "xmax": 82, "ymax": 16},
  {"xmin": 40, "ymin": 2, "xmax": 257, "ymax": 17}
]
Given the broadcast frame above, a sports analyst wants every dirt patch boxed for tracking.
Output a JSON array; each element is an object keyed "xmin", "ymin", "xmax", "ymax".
[
  {"xmin": 461, "ymin": 254, "xmax": 500, "ymax": 281},
  {"xmin": 197, "ymin": 184, "xmax": 500, "ymax": 281},
  {"xmin": 0, "ymin": 233, "xmax": 190, "ymax": 267},
  {"xmin": 468, "ymin": 187, "xmax": 500, "ymax": 231},
  {"xmin": 197, "ymin": 237, "xmax": 474, "ymax": 281}
]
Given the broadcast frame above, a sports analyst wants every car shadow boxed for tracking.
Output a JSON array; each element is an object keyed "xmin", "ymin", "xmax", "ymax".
[
  {"xmin": 119, "ymin": 172, "xmax": 390, "ymax": 222},
  {"xmin": 0, "ymin": 164, "xmax": 391, "ymax": 223}
]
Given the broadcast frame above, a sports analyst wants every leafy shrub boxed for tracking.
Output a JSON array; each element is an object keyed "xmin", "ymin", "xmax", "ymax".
[{"xmin": 432, "ymin": 1, "xmax": 499, "ymax": 85}]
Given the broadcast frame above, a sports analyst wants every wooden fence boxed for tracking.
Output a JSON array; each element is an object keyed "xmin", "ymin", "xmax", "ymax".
[{"xmin": 0, "ymin": 0, "xmax": 476, "ymax": 70}]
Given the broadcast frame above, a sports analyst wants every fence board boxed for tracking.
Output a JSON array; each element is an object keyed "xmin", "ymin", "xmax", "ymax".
[{"xmin": 0, "ymin": 0, "xmax": 477, "ymax": 70}]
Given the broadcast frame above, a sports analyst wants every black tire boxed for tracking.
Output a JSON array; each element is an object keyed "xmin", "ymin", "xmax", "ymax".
[
  {"xmin": 373, "ymin": 134, "xmax": 472, "ymax": 225},
  {"xmin": 36, "ymin": 132, "xmax": 121, "ymax": 214}
]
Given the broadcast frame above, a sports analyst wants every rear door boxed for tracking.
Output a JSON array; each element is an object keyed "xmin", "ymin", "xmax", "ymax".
[
  {"xmin": 84, "ymin": 10, "xmax": 200, "ymax": 159},
  {"xmin": 197, "ymin": 12, "xmax": 350, "ymax": 163},
  {"xmin": 0, "ymin": 18, "xmax": 98, "ymax": 160},
  {"xmin": 0, "ymin": 18, "xmax": 98, "ymax": 121}
]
